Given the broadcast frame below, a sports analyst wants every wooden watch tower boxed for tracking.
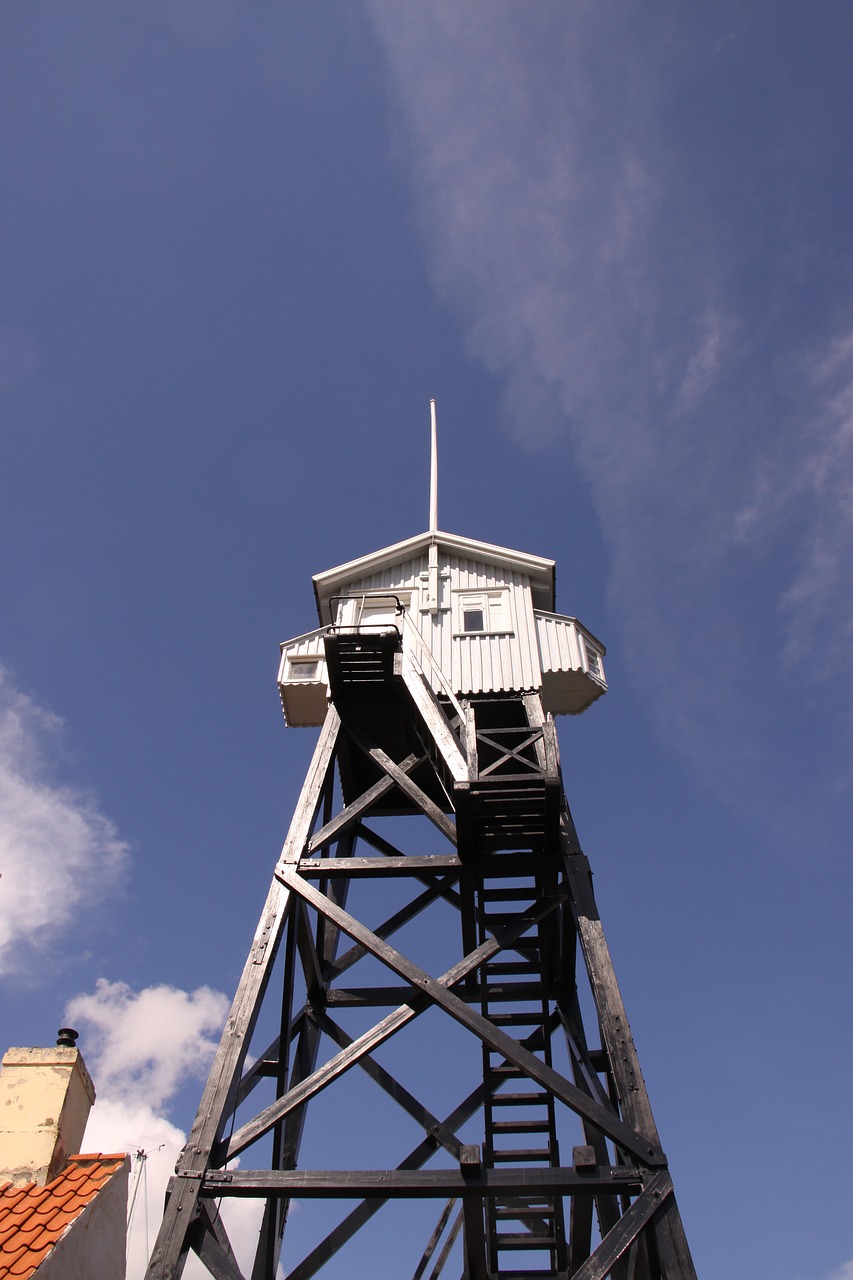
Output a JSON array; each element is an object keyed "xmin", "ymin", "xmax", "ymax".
[{"xmin": 145, "ymin": 409, "xmax": 696, "ymax": 1280}]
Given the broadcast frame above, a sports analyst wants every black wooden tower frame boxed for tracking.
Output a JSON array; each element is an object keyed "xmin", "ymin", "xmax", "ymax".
[{"xmin": 145, "ymin": 625, "xmax": 696, "ymax": 1280}]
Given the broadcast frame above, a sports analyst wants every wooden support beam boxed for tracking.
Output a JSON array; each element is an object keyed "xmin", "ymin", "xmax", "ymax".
[
  {"xmin": 280, "ymin": 869, "xmax": 665, "ymax": 1166},
  {"xmin": 294, "ymin": 899, "xmax": 325, "ymax": 1004},
  {"xmin": 254, "ymin": 870, "xmax": 354, "ymax": 1280},
  {"xmin": 199, "ymin": 1167, "xmax": 644, "ymax": 1198},
  {"xmin": 194, "ymin": 1205, "xmax": 245, "ymax": 1280},
  {"xmin": 144, "ymin": 708, "xmax": 341, "ymax": 1280},
  {"xmin": 298, "ymin": 855, "xmax": 462, "ymax": 877},
  {"xmin": 330, "ymin": 875, "xmax": 460, "ymax": 980},
  {"xmin": 344, "ymin": 724, "xmax": 458, "ymax": 844},
  {"xmin": 195, "ymin": 1227, "xmax": 247, "ymax": 1280},
  {"xmin": 312, "ymin": 1009, "xmax": 465, "ymax": 1159},
  {"xmin": 462, "ymin": 701, "xmax": 479, "ymax": 782},
  {"xmin": 354, "ymin": 824, "xmax": 463, "ymax": 905},
  {"xmin": 649, "ymin": 1191, "xmax": 698, "ymax": 1279},
  {"xmin": 559, "ymin": 1004, "xmax": 630, "ymax": 1277},
  {"xmin": 427, "ymin": 1206, "xmax": 464, "ymax": 1280},
  {"xmin": 522, "ymin": 691, "xmax": 559, "ymax": 777},
  {"xmin": 563, "ymin": 845, "xmax": 661, "ymax": 1146},
  {"xmin": 459, "ymin": 1147, "xmax": 489, "ymax": 1280},
  {"xmin": 305, "ymin": 752, "xmax": 422, "ymax": 854},
  {"xmin": 569, "ymin": 1173, "xmax": 674, "ymax": 1280},
  {"xmin": 400, "ymin": 654, "xmax": 469, "ymax": 784},
  {"xmin": 569, "ymin": 1151, "xmax": 595, "ymax": 1274},
  {"xmin": 225, "ymin": 894, "xmax": 565, "ymax": 1162},
  {"xmin": 412, "ymin": 1199, "xmax": 457, "ymax": 1280},
  {"xmin": 284, "ymin": 1083, "xmax": 489, "ymax": 1280}
]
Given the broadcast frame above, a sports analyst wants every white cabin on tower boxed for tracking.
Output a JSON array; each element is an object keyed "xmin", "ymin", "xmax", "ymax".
[{"xmin": 278, "ymin": 527, "xmax": 606, "ymax": 728}]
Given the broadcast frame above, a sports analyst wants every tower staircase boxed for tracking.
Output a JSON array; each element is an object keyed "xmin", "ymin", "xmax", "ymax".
[
  {"xmin": 479, "ymin": 875, "xmax": 569, "ymax": 1279},
  {"xmin": 323, "ymin": 628, "xmax": 402, "ymax": 700}
]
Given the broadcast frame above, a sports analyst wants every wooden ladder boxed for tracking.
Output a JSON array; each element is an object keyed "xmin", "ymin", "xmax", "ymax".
[{"xmin": 479, "ymin": 877, "xmax": 569, "ymax": 1280}]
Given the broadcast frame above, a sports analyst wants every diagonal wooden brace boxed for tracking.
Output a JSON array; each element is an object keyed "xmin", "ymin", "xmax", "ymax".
[{"xmin": 280, "ymin": 870, "xmax": 666, "ymax": 1167}]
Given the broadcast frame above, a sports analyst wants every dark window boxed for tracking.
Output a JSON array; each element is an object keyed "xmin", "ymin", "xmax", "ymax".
[{"xmin": 463, "ymin": 608, "xmax": 485, "ymax": 633}]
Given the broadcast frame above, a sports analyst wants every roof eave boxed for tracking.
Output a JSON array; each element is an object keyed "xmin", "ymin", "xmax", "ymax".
[{"xmin": 313, "ymin": 529, "xmax": 556, "ymax": 623}]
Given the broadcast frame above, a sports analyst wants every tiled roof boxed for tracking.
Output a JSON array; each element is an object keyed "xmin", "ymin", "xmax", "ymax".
[{"xmin": 0, "ymin": 1154, "xmax": 126, "ymax": 1278}]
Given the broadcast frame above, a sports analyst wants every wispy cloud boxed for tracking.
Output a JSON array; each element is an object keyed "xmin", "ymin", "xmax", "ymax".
[
  {"xmin": 792, "ymin": 1260, "xmax": 853, "ymax": 1280},
  {"xmin": 0, "ymin": 666, "xmax": 129, "ymax": 973},
  {"xmin": 365, "ymin": 2, "xmax": 853, "ymax": 829},
  {"xmin": 782, "ymin": 335, "xmax": 853, "ymax": 672}
]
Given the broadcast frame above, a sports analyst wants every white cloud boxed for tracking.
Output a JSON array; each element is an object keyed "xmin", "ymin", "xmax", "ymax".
[
  {"xmin": 84, "ymin": 1097, "xmax": 187, "ymax": 1278},
  {"xmin": 66, "ymin": 978, "xmax": 230, "ymax": 1113},
  {"xmin": 70, "ymin": 978, "xmax": 263, "ymax": 1279},
  {"xmin": 83, "ymin": 1092, "xmax": 263, "ymax": 1280},
  {"xmin": 0, "ymin": 666, "xmax": 129, "ymax": 974}
]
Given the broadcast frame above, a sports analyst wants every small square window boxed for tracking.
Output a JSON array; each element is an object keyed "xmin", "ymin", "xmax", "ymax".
[{"xmin": 453, "ymin": 587, "xmax": 512, "ymax": 636}]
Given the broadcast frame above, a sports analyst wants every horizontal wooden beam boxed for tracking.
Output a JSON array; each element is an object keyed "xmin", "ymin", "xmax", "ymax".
[
  {"xmin": 298, "ymin": 855, "xmax": 462, "ymax": 877},
  {"xmin": 325, "ymin": 981, "xmax": 548, "ymax": 1007},
  {"xmin": 197, "ymin": 1167, "xmax": 644, "ymax": 1198}
]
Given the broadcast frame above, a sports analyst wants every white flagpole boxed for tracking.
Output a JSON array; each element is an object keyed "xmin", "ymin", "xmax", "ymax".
[{"xmin": 429, "ymin": 398, "xmax": 438, "ymax": 533}]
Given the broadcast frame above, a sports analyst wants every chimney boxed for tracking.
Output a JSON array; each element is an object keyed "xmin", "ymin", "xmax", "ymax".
[{"xmin": 0, "ymin": 1031, "xmax": 96, "ymax": 1187}]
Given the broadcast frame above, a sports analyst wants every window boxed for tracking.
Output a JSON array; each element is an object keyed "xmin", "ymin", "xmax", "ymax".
[
  {"xmin": 287, "ymin": 658, "xmax": 321, "ymax": 681},
  {"xmin": 452, "ymin": 588, "xmax": 512, "ymax": 636},
  {"xmin": 582, "ymin": 641, "xmax": 603, "ymax": 681}
]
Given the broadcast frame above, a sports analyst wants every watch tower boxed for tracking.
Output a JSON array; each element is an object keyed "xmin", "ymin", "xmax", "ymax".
[{"xmin": 145, "ymin": 405, "xmax": 696, "ymax": 1280}]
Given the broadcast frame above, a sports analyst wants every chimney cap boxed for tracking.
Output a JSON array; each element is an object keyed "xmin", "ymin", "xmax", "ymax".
[{"xmin": 56, "ymin": 1028, "xmax": 79, "ymax": 1048}]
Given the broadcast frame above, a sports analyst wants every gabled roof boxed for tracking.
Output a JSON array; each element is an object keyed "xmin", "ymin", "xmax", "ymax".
[
  {"xmin": 313, "ymin": 529, "xmax": 556, "ymax": 623},
  {"xmin": 0, "ymin": 1154, "xmax": 126, "ymax": 1279}
]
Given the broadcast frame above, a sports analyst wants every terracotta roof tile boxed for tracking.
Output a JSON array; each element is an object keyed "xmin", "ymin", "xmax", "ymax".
[{"xmin": 0, "ymin": 1154, "xmax": 126, "ymax": 1279}]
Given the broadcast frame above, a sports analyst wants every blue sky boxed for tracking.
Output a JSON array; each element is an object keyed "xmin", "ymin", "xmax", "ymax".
[{"xmin": 2, "ymin": 3, "xmax": 852, "ymax": 1277}]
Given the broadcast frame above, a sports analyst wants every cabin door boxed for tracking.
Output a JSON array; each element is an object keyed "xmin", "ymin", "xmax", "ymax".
[{"xmin": 337, "ymin": 594, "xmax": 403, "ymax": 633}]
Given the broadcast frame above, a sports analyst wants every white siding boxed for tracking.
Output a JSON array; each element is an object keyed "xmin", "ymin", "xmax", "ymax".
[
  {"xmin": 534, "ymin": 610, "xmax": 607, "ymax": 715},
  {"xmin": 535, "ymin": 611, "xmax": 584, "ymax": 673},
  {"xmin": 279, "ymin": 628, "xmax": 327, "ymax": 663},
  {"xmin": 277, "ymin": 628, "xmax": 329, "ymax": 726},
  {"xmin": 280, "ymin": 551, "xmax": 608, "ymax": 718},
  {"xmin": 343, "ymin": 553, "xmax": 541, "ymax": 696}
]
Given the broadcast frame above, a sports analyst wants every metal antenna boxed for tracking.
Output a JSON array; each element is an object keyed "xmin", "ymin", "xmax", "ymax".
[{"xmin": 429, "ymin": 398, "xmax": 438, "ymax": 533}]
